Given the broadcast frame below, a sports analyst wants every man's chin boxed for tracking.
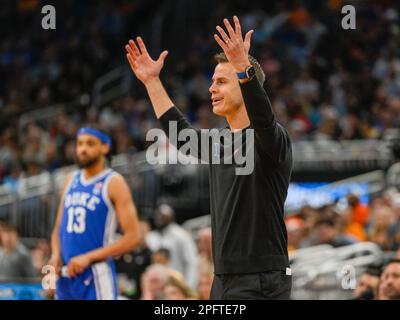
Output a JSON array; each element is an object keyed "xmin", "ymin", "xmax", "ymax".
[
  {"xmin": 77, "ymin": 158, "xmax": 98, "ymax": 168},
  {"xmin": 212, "ymin": 105, "xmax": 226, "ymax": 116}
]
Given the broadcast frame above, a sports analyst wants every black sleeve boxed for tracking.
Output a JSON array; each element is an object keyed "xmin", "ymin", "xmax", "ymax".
[
  {"xmin": 239, "ymin": 77, "xmax": 291, "ymax": 166},
  {"xmin": 158, "ymin": 107, "xmax": 206, "ymax": 161}
]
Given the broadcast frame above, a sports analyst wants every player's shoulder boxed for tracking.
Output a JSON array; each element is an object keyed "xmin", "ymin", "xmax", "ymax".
[
  {"xmin": 61, "ymin": 169, "xmax": 79, "ymax": 193},
  {"xmin": 106, "ymin": 170, "xmax": 129, "ymax": 189}
]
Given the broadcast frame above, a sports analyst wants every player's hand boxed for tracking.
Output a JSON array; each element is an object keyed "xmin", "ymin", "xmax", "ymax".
[
  {"xmin": 67, "ymin": 254, "xmax": 92, "ymax": 277},
  {"xmin": 48, "ymin": 253, "xmax": 63, "ymax": 275},
  {"xmin": 125, "ymin": 37, "xmax": 168, "ymax": 85},
  {"xmin": 214, "ymin": 16, "xmax": 254, "ymax": 73}
]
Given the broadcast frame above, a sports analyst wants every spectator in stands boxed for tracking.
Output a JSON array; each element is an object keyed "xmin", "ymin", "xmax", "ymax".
[
  {"xmin": 146, "ymin": 204, "xmax": 198, "ymax": 289},
  {"xmin": 0, "ymin": 222, "xmax": 37, "ymax": 280},
  {"xmin": 162, "ymin": 274, "xmax": 198, "ymax": 300},
  {"xmin": 347, "ymin": 194, "xmax": 369, "ymax": 226},
  {"xmin": 140, "ymin": 264, "xmax": 170, "ymax": 300},
  {"xmin": 377, "ymin": 260, "xmax": 400, "ymax": 300},
  {"xmin": 308, "ymin": 218, "xmax": 357, "ymax": 248},
  {"xmin": 30, "ymin": 239, "xmax": 50, "ymax": 275},
  {"xmin": 352, "ymin": 267, "xmax": 381, "ymax": 300},
  {"xmin": 368, "ymin": 206, "xmax": 395, "ymax": 251},
  {"xmin": 114, "ymin": 217, "xmax": 152, "ymax": 300},
  {"xmin": 152, "ymin": 248, "xmax": 171, "ymax": 266},
  {"xmin": 196, "ymin": 227, "xmax": 213, "ymax": 275},
  {"xmin": 2, "ymin": 163, "xmax": 21, "ymax": 193},
  {"xmin": 338, "ymin": 206, "xmax": 367, "ymax": 242},
  {"xmin": 387, "ymin": 194, "xmax": 400, "ymax": 252},
  {"xmin": 285, "ymin": 216, "xmax": 305, "ymax": 253},
  {"xmin": 197, "ymin": 271, "xmax": 213, "ymax": 300}
]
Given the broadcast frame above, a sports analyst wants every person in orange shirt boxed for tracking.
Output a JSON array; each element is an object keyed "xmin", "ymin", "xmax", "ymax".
[
  {"xmin": 285, "ymin": 216, "xmax": 305, "ymax": 253},
  {"xmin": 347, "ymin": 194, "xmax": 369, "ymax": 226}
]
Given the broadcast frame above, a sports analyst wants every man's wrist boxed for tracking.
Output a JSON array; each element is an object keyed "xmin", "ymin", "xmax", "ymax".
[
  {"xmin": 144, "ymin": 76, "xmax": 161, "ymax": 88},
  {"xmin": 234, "ymin": 60, "xmax": 251, "ymax": 73}
]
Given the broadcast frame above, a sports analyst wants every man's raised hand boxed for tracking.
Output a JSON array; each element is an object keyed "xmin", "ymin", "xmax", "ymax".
[
  {"xmin": 125, "ymin": 37, "xmax": 168, "ymax": 85},
  {"xmin": 214, "ymin": 16, "xmax": 254, "ymax": 73}
]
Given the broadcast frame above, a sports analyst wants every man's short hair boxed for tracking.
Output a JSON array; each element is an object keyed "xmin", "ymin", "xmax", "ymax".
[
  {"xmin": 0, "ymin": 221, "xmax": 18, "ymax": 233},
  {"xmin": 214, "ymin": 52, "xmax": 266, "ymax": 86},
  {"xmin": 384, "ymin": 259, "xmax": 400, "ymax": 269},
  {"xmin": 315, "ymin": 218, "xmax": 336, "ymax": 228},
  {"xmin": 364, "ymin": 266, "xmax": 382, "ymax": 278}
]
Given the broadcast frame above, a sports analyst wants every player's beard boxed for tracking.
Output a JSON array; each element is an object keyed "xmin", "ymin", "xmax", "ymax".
[{"xmin": 77, "ymin": 153, "xmax": 102, "ymax": 168}]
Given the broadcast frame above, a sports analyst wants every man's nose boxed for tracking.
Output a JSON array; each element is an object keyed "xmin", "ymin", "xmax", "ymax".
[{"xmin": 209, "ymin": 83, "xmax": 217, "ymax": 94}]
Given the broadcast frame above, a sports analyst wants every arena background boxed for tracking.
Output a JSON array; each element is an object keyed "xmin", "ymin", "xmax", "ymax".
[{"xmin": 0, "ymin": 0, "xmax": 400, "ymax": 300}]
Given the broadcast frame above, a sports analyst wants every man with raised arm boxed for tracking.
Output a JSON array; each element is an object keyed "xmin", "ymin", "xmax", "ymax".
[{"xmin": 125, "ymin": 16, "xmax": 293, "ymax": 300}]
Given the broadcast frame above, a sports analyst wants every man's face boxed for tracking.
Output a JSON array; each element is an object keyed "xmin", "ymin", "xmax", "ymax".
[
  {"xmin": 76, "ymin": 134, "xmax": 108, "ymax": 168},
  {"xmin": 353, "ymin": 273, "xmax": 379, "ymax": 298},
  {"xmin": 317, "ymin": 224, "xmax": 335, "ymax": 243},
  {"xmin": 209, "ymin": 63, "xmax": 245, "ymax": 117},
  {"xmin": 0, "ymin": 230, "xmax": 18, "ymax": 250},
  {"xmin": 379, "ymin": 263, "xmax": 400, "ymax": 300},
  {"xmin": 163, "ymin": 284, "xmax": 186, "ymax": 300}
]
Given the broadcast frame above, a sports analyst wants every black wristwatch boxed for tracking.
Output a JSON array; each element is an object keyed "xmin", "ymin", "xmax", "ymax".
[{"xmin": 236, "ymin": 65, "xmax": 256, "ymax": 80}]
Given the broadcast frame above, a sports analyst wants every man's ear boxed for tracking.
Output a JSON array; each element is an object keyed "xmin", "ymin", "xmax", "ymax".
[{"xmin": 102, "ymin": 144, "xmax": 110, "ymax": 155}]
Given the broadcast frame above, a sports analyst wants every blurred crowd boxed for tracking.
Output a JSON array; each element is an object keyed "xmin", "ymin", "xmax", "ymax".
[
  {"xmin": 0, "ymin": 0, "xmax": 400, "ymax": 301},
  {"xmin": 1, "ymin": 197, "xmax": 400, "ymax": 300},
  {"xmin": 286, "ymin": 192, "xmax": 400, "ymax": 253},
  {"xmin": 1, "ymin": 0, "xmax": 400, "ymax": 185}
]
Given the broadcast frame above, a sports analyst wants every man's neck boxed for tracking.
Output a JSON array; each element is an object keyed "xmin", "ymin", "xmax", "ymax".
[
  {"xmin": 225, "ymin": 105, "xmax": 250, "ymax": 131},
  {"xmin": 83, "ymin": 160, "xmax": 106, "ymax": 180}
]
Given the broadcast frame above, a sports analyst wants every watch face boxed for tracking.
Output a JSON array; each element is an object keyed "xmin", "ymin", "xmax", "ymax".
[{"xmin": 246, "ymin": 66, "xmax": 256, "ymax": 78}]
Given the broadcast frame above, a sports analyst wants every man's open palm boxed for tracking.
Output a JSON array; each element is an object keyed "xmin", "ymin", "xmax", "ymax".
[{"xmin": 125, "ymin": 37, "xmax": 168, "ymax": 85}]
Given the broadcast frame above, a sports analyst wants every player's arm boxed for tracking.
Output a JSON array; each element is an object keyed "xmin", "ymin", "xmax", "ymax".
[
  {"xmin": 214, "ymin": 16, "xmax": 290, "ymax": 165},
  {"xmin": 67, "ymin": 175, "xmax": 140, "ymax": 277},
  {"xmin": 48, "ymin": 173, "xmax": 73, "ymax": 274}
]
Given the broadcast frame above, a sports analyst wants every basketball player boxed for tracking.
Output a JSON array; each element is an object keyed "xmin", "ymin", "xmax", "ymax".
[
  {"xmin": 48, "ymin": 127, "xmax": 140, "ymax": 300},
  {"xmin": 125, "ymin": 16, "xmax": 293, "ymax": 299}
]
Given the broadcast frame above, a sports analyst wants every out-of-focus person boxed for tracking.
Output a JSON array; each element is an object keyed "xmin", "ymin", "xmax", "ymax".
[
  {"xmin": 196, "ymin": 227, "xmax": 213, "ymax": 275},
  {"xmin": 197, "ymin": 271, "xmax": 213, "ymax": 300},
  {"xmin": 305, "ymin": 218, "xmax": 356, "ymax": 248},
  {"xmin": 114, "ymin": 218, "xmax": 152, "ymax": 299},
  {"xmin": 368, "ymin": 206, "xmax": 395, "ymax": 250},
  {"xmin": 146, "ymin": 204, "xmax": 198, "ymax": 289},
  {"xmin": 377, "ymin": 260, "xmax": 400, "ymax": 300},
  {"xmin": 30, "ymin": 239, "xmax": 51, "ymax": 275},
  {"xmin": 285, "ymin": 216, "xmax": 305, "ymax": 253},
  {"xmin": 347, "ymin": 194, "xmax": 369, "ymax": 226},
  {"xmin": 0, "ymin": 222, "xmax": 37, "ymax": 281},
  {"xmin": 352, "ymin": 267, "xmax": 381, "ymax": 300},
  {"xmin": 140, "ymin": 264, "xmax": 170, "ymax": 300},
  {"xmin": 162, "ymin": 274, "xmax": 198, "ymax": 300},
  {"xmin": 151, "ymin": 248, "xmax": 171, "ymax": 266}
]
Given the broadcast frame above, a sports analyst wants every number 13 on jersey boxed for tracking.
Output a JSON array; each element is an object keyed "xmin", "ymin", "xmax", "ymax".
[{"xmin": 66, "ymin": 207, "xmax": 86, "ymax": 233}]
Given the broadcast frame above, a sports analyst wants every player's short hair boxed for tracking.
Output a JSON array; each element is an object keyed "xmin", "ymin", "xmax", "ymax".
[{"xmin": 214, "ymin": 52, "xmax": 266, "ymax": 86}]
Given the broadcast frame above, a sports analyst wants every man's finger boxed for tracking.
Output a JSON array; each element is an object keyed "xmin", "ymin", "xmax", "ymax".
[
  {"xmin": 244, "ymin": 30, "xmax": 254, "ymax": 51},
  {"xmin": 233, "ymin": 16, "xmax": 242, "ymax": 39},
  {"xmin": 67, "ymin": 264, "xmax": 75, "ymax": 277},
  {"xmin": 157, "ymin": 50, "xmax": 169, "ymax": 63},
  {"xmin": 214, "ymin": 34, "xmax": 228, "ymax": 51},
  {"xmin": 126, "ymin": 54, "xmax": 136, "ymax": 70},
  {"xmin": 128, "ymin": 40, "xmax": 140, "ymax": 57},
  {"xmin": 137, "ymin": 37, "xmax": 149, "ymax": 56},
  {"xmin": 223, "ymin": 18, "xmax": 237, "ymax": 41},
  {"xmin": 216, "ymin": 26, "xmax": 230, "ymax": 44},
  {"xmin": 125, "ymin": 45, "xmax": 137, "ymax": 61}
]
